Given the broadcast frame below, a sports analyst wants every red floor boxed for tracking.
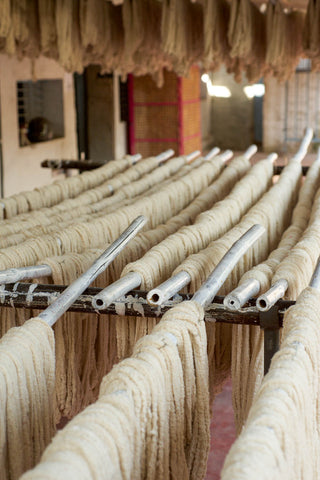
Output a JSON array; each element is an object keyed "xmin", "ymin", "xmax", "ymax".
[{"xmin": 205, "ymin": 379, "xmax": 236, "ymax": 479}]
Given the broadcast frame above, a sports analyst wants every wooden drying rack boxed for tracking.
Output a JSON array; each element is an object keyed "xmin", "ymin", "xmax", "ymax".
[
  {"xmin": 18, "ymin": 150, "xmax": 317, "ymax": 372},
  {"xmin": 42, "ymin": 160, "xmax": 311, "ymax": 176},
  {"xmin": 0, "ymin": 282, "xmax": 290, "ymax": 373}
]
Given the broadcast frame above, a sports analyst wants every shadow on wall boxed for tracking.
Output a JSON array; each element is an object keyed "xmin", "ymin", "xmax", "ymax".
[{"xmin": 209, "ymin": 67, "xmax": 255, "ymax": 151}]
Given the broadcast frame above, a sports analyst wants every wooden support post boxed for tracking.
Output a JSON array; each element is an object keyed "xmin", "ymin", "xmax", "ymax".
[{"xmin": 260, "ymin": 305, "xmax": 280, "ymax": 375}]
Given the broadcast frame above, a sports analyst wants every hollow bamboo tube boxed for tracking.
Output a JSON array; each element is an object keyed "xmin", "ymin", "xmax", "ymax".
[
  {"xmin": 129, "ymin": 153, "xmax": 143, "ymax": 164},
  {"xmin": 0, "ymin": 265, "xmax": 53, "ymax": 284},
  {"xmin": 92, "ymin": 272, "xmax": 142, "ymax": 310},
  {"xmin": 256, "ymin": 278, "xmax": 288, "ymax": 312},
  {"xmin": 39, "ymin": 215, "xmax": 147, "ymax": 327},
  {"xmin": 224, "ymin": 278, "xmax": 261, "ymax": 310},
  {"xmin": 218, "ymin": 149, "xmax": 233, "ymax": 162},
  {"xmin": 155, "ymin": 149, "xmax": 175, "ymax": 163},
  {"xmin": 243, "ymin": 144, "xmax": 258, "ymax": 160},
  {"xmin": 309, "ymin": 256, "xmax": 320, "ymax": 289},
  {"xmin": 224, "ymin": 147, "xmax": 307, "ymax": 312},
  {"xmin": 291, "ymin": 127, "xmax": 313, "ymax": 162},
  {"xmin": 185, "ymin": 150, "xmax": 201, "ymax": 163},
  {"xmin": 147, "ymin": 271, "xmax": 191, "ymax": 306},
  {"xmin": 204, "ymin": 147, "xmax": 220, "ymax": 160},
  {"xmin": 192, "ymin": 224, "xmax": 265, "ymax": 308},
  {"xmin": 267, "ymin": 153, "xmax": 278, "ymax": 163},
  {"xmin": 256, "ymin": 132, "xmax": 314, "ymax": 310}
]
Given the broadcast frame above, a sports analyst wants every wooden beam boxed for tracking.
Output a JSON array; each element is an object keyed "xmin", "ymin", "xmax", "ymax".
[{"xmin": 0, "ymin": 283, "xmax": 294, "ymax": 327}]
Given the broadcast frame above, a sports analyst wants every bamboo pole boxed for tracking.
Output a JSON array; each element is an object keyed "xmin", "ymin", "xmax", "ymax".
[
  {"xmin": 38, "ymin": 215, "xmax": 147, "ymax": 327},
  {"xmin": 192, "ymin": 224, "xmax": 265, "ymax": 308}
]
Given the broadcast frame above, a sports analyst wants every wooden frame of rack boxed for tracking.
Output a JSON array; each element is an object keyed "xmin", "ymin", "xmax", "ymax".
[
  {"xmin": 0, "ymin": 282, "xmax": 289, "ymax": 372},
  {"xmin": 0, "ymin": 282, "xmax": 293, "ymax": 325}
]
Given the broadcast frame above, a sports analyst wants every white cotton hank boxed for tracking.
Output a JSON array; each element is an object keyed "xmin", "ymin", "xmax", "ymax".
[
  {"xmin": 222, "ymin": 286, "xmax": 320, "ymax": 480},
  {"xmin": 122, "ymin": 158, "xmax": 273, "ymax": 290},
  {"xmin": 176, "ymin": 158, "xmax": 303, "ymax": 293},
  {"xmin": 21, "ymin": 301, "xmax": 210, "ymax": 480},
  {"xmin": 230, "ymin": 157, "xmax": 320, "ymax": 433},
  {"xmin": 0, "ymin": 155, "xmax": 226, "ymax": 271},
  {"xmin": 0, "ymin": 154, "xmax": 174, "ymax": 240},
  {"xmin": 238, "ymin": 157, "xmax": 320, "ymax": 293},
  {"xmin": 0, "ymin": 155, "xmax": 226, "ymax": 422},
  {"xmin": 0, "ymin": 318, "xmax": 55, "ymax": 480},
  {"xmin": 272, "ymin": 186, "xmax": 320, "ymax": 299},
  {"xmin": 173, "ymin": 158, "xmax": 302, "ymax": 401},
  {"xmin": 0, "ymin": 156, "xmax": 135, "ymax": 219},
  {"xmin": 112, "ymin": 154, "xmax": 252, "ymax": 361}
]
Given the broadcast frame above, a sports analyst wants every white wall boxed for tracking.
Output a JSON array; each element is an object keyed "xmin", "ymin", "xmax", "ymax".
[{"xmin": 0, "ymin": 55, "xmax": 78, "ymax": 196}]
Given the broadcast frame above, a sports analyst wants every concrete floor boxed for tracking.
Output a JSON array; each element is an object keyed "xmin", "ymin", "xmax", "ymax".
[{"xmin": 205, "ymin": 379, "xmax": 236, "ymax": 479}]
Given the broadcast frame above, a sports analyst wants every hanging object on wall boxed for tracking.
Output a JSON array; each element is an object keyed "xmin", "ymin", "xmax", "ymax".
[{"xmin": 128, "ymin": 66, "xmax": 202, "ymax": 157}]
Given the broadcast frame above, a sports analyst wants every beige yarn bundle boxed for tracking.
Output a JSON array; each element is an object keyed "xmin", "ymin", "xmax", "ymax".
[
  {"xmin": 0, "ymin": 0, "xmax": 11, "ymax": 40},
  {"xmin": 122, "ymin": 157, "xmax": 273, "ymax": 290},
  {"xmin": 0, "ymin": 155, "xmax": 225, "ymax": 419},
  {"xmin": 126, "ymin": 0, "xmax": 171, "ymax": 87},
  {"xmin": 175, "ymin": 159, "xmax": 303, "ymax": 292},
  {"xmin": 228, "ymin": 0, "xmax": 266, "ymax": 82},
  {"xmin": 0, "ymin": 155, "xmax": 227, "ymax": 271},
  {"xmin": 36, "ymin": 249, "xmax": 115, "ymax": 420},
  {"xmin": 121, "ymin": 0, "xmax": 145, "ymax": 74},
  {"xmin": 38, "ymin": 0, "xmax": 57, "ymax": 59},
  {"xmin": 0, "ymin": 154, "xmax": 174, "ymax": 242},
  {"xmin": 161, "ymin": 0, "xmax": 203, "ymax": 76},
  {"xmin": 237, "ymin": 157, "xmax": 320, "ymax": 293},
  {"xmin": 203, "ymin": 0, "xmax": 233, "ymax": 72},
  {"xmin": 0, "ymin": 0, "xmax": 312, "ymax": 83},
  {"xmin": 0, "ymin": 155, "xmax": 135, "ymax": 219},
  {"xmin": 0, "ymin": 155, "xmax": 187, "ymax": 246},
  {"xmin": 10, "ymin": 0, "xmax": 40, "ymax": 59},
  {"xmin": 222, "ymin": 286, "xmax": 320, "ymax": 480},
  {"xmin": 21, "ymin": 301, "xmax": 210, "ymax": 480},
  {"xmin": 0, "ymin": 154, "xmax": 149, "ymax": 228},
  {"xmin": 231, "ymin": 157, "xmax": 320, "ymax": 432},
  {"xmin": 79, "ymin": 0, "xmax": 112, "ymax": 66},
  {"xmin": 303, "ymin": 0, "xmax": 320, "ymax": 70},
  {"xmin": 55, "ymin": 0, "xmax": 83, "ymax": 73},
  {"xmin": 272, "ymin": 186, "xmax": 320, "ymax": 300},
  {"xmin": 173, "ymin": 160, "xmax": 302, "ymax": 398},
  {"xmin": 0, "ymin": 318, "xmax": 55, "ymax": 480},
  {"xmin": 116, "ymin": 155, "xmax": 263, "ymax": 359},
  {"xmin": 265, "ymin": 1, "xmax": 304, "ymax": 81}
]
